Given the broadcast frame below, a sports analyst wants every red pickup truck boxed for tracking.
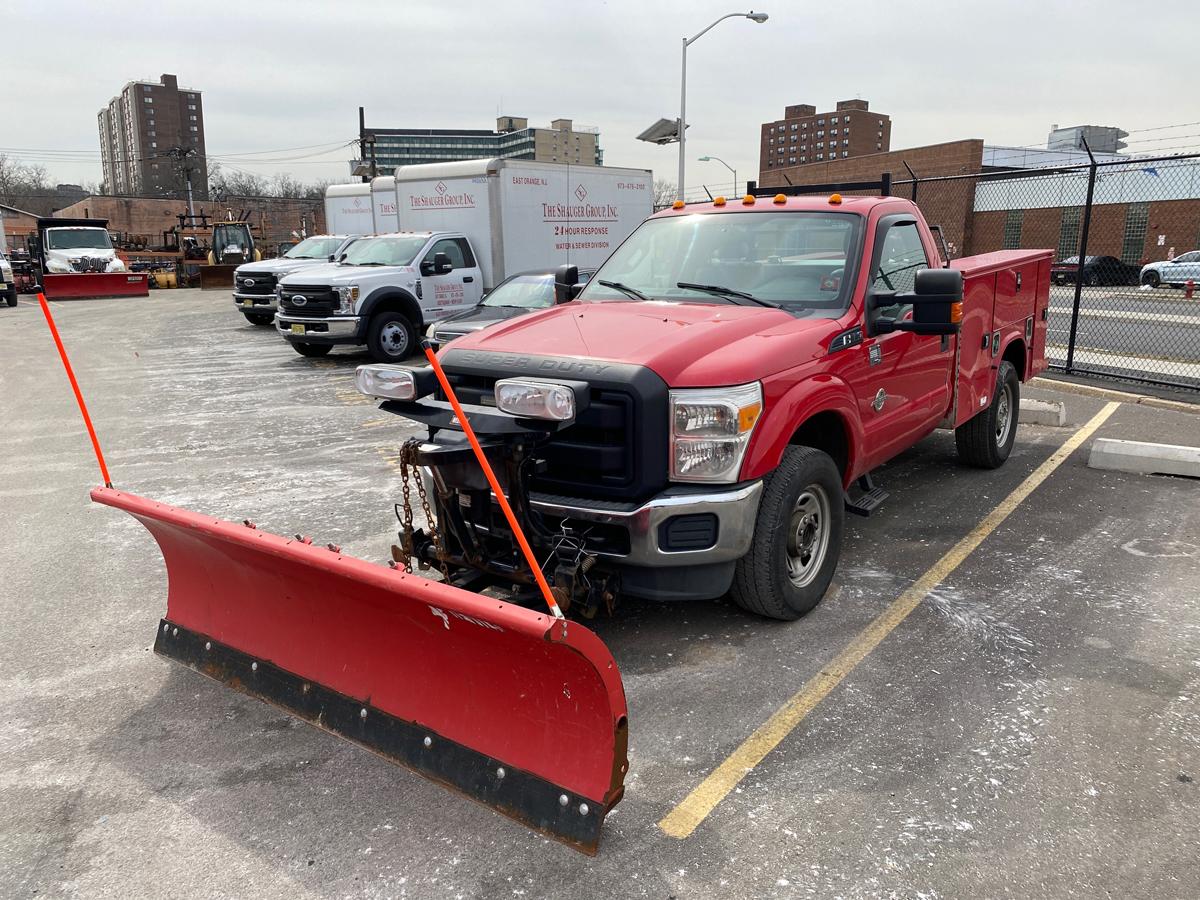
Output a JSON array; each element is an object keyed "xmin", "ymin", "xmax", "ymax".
[{"xmin": 358, "ymin": 192, "xmax": 1051, "ymax": 620}]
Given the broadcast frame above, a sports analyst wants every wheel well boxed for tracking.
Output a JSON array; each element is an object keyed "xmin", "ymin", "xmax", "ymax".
[
  {"xmin": 788, "ymin": 411, "xmax": 849, "ymax": 479},
  {"xmin": 1002, "ymin": 338, "xmax": 1027, "ymax": 381},
  {"xmin": 364, "ymin": 291, "xmax": 423, "ymax": 329}
]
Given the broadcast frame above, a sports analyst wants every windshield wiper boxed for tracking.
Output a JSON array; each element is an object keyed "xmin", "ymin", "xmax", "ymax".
[
  {"xmin": 676, "ymin": 282, "xmax": 780, "ymax": 308},
  {"xmin": 598, "ymin": 279, "xmax": 651, "ymax": 302}
]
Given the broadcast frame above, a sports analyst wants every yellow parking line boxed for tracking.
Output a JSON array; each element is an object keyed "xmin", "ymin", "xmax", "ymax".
[{"xmin": 658, "ymin": 400, "xmax": 1121, "ymax": 840}]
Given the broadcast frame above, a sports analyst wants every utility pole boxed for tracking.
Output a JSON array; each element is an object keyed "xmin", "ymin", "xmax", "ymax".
[{"xmin": 357, "ymin": 106, "xmax": 377, "ymax": 182}]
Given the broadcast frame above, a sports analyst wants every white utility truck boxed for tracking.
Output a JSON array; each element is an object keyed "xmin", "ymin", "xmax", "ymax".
[
  {"xmin": 231, "ymin": 234, "xmax": 361, "ymax": 326},
  {"xmin": 277, "ymin": 158, "xmax": 652, "ymax": 361},
  {"xmin": 323, "ymin": 183, "xmax": 375, "ymax": 235}
]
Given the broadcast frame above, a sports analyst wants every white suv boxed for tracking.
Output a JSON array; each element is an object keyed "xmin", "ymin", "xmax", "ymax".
[
  {"xmin": 1141, "ymin": 251, "xmax": 1200, "ymax": 288},
  {"xmin": 1, "ymin": 253, "xmax": 16, "ymax": 307}
]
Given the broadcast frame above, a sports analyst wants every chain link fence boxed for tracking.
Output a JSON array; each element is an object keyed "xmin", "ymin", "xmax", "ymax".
[{"xmin": 894, "ymin": 153, "xmax": 1200, "ymax": 392}]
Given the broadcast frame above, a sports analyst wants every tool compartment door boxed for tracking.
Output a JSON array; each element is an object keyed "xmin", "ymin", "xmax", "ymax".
[{"xmin": 954, "ymin": 269, "xmax": 997, "ymax": 426}]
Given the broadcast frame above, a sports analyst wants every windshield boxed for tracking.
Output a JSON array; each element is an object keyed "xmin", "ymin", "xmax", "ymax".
[
  {"xmin": 340, "ymin": 236, "xmax": 427, "ymax": 267},
  {"xmin": 45, "ymin": 229, "xmax": 113, "ymax": 251},
  {"xmin": 578, "ymin": 211, "xmax": 861, "ymax": 316},
  {"xmin": 284, "ymin": 237, "xmax": 345, "ymax": 260}
]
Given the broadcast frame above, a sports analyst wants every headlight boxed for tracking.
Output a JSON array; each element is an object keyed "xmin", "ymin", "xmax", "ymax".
[
  {"xmin": 670, "ymin": 383, "xmax": 762, "ymax": 483},
  {"xmin": 337, "ymin": 284, "xmax": 360, "ymax": 314},
  {"xmin": 425, "ymin": 322, "xmax": 440, "ymax": 339},
  {"xmin": 355, "ymin": 365, "xmax": 416, "ymax": 400},
  {"xmin": 494, "ymin": 379, "xmax": 577, "ymax": 421}
]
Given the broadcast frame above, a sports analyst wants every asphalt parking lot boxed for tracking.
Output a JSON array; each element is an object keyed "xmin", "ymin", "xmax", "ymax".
[{"xmin": 3, "ymin": 289, "xmax": 1199, "ymax": 899}]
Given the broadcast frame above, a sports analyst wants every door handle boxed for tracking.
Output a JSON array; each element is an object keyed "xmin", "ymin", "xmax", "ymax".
[{"xmin": 462, "ymin": 276, "xmax": 474, "ymax": 283}]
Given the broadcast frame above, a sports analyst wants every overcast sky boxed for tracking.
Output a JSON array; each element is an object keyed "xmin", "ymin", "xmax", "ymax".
[{"xmin": 4, "ymin": 0, "xmax": 1198, "ymax": 198}]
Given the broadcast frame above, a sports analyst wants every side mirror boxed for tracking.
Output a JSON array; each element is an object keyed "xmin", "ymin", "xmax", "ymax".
[
  {"xmin": 328, "ymin": 254, "xmax": 337, "ymax": 262},
  {"xmin": 873, "ymin": 268, "xmax": 963, "ymax": 335},
  {"xmin": 554, "ymin": 264, "xmax": 579, "ymax": 304},
  {"xmin": 421, "ymin": 252, "xmax": 453, "ymax": 276}
]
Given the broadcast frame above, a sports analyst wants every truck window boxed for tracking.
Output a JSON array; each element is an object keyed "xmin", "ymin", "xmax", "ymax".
[
  {"xmin": 871, "ymin": 220, "xmax": 927, "ymax": 321},
  {"xmin": 45, "ymin": 229, "xmax": 113, "ymax": 251},
  {"xmin": 428, "ymin": 238, "xmax": 469, "ymax": 269},
  {"xmin": 579, "ymin": 211, "xmax": 862, "ymax": 317},
  {"xmin": 341, "ymin": 236, "xmax": 427, "ymax": 267}
]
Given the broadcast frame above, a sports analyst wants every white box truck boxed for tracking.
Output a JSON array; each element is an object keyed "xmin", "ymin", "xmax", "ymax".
[
  {"xmin": 276, "ymin": 158, "xmax": 652, "ymax": 362},
  {"xmin": 323, "ymin": 183, "xmax": 375, "ymax": 235},
  {"xmin": 370, "ymin": 176, "xmax": 399, "ymax": 233}
]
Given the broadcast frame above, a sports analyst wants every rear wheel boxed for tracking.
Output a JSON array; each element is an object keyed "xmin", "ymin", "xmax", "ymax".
[
  {"xmin": 730, "ymin": 446, "xmax": 844, "ymax": 621},
  {"xmin": 956, "ymin": 361, "xmax": 1019, "ymax": 469},
  {"xmin": 4, "ymin": 286, "xmax": 16, "ymax": 307},
  {"xmin": 367, "ymin": 311, "xmax": 417, "ymax": 362},
  {"xmin": 1141, "ymin": 271, "xmax": 1160, "ymax": 288},
  {"xmin": 291, "ymin": 342, "xmax": 332, "ymax": 358},
  {"xmin": 244, "ymin": 312, "xmax": 274, "ymax": 326}
]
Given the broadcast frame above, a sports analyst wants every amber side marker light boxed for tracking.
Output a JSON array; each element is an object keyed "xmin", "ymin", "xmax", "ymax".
[
  {"xmin": 713, "ymin": 196, "xmax": 727, "ymax": 206},
  {"xmin": 828, "ymin": 193, "xmax": 843, "ymax": 205},
  {"xmin": 951, "ymin": 302, "xmax": 964, "ymax": 324},
  {"xmin": 742, "ymin": 194, "xmax": 756, "ymax": 205}
]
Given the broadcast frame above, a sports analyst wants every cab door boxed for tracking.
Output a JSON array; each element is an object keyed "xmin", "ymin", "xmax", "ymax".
[
  {"xmin": 844, "ymin": 216, "xmax": 956, "ymax": 470},
  {"xmin": 418, "ymin": 237, "xmax": 483, "ymax": 321}
]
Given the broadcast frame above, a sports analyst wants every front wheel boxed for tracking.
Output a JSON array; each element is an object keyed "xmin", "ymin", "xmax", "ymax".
[
  {"xmin": 730, "ymin": 446, "xmax": 844, "ymax": 621},
  {"xmin": 1085, "ymin": 272, "xmax": 1100, "ymax": 287},
  {"xmin": 956, "ymin": 360, "xmax": 1019, "ymax": 469},
  {"xmin": 244, "ymin": 312, "xmax": 274, "ymax": 326},
  {"xmin": 4, "ymin": 287, "xmax": 16, "ymax": 307},
  {"xmin": 291, "ymin": 342, "xmax": 332, "ymax": 358},
  {"xmin": 1141, "ymin": 271, "xmax": 1160, "ymax": 288},
  {"xmin": 367, "ymin": 311, "xmax": 417, "ymax": 362}
]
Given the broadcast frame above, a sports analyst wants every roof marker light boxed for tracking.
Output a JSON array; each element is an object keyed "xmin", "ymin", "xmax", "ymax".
[
  {"xmin": 672, "ymin": 200, "xmax": 686, "ymax": 210},
  {"xmin": 773, "ymin": 193, "xmax": 787, "ymax": 204},
  {"xmin": 829, "ymin": 193, "xmax": 843, "ymax": 205},
  {"xmin": 713, "ymin": 196, "xmax": 727, "ymax": 206},
  {"xmin": 742, "ymin": 194, "xmax": 756, "ymax": 205}
]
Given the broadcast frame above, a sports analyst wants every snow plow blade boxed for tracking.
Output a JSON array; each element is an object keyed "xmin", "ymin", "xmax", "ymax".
[
  {"xmin": 91, "ymin": 487, "xmax": 628, "ymax": 853},
  {"xmin": 42, "ymin": 273, "xmax": 149, "ymax": 300}
]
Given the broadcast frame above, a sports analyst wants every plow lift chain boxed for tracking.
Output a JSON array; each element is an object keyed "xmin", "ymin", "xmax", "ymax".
[{"xmin": 395, "ymin": 437, "xmax": 450, "ymax": 579}]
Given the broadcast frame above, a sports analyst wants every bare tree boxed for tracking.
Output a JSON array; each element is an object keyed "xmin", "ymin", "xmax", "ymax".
[
  {"xmin": 0, "ymin": 155, "xmax": 53, "ymax": 214},
  {"xmin": 652, "ymin": 179, "xmax": 677, "ymax": 211}
]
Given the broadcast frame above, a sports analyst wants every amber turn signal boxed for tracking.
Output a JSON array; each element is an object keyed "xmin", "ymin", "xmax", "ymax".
[{"xmin": 950, "ymin": 302, "xmax": 964, "ymax": 324}]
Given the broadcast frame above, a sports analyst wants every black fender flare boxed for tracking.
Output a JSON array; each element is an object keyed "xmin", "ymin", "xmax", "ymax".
[{"xmin": 358, "ymin": 288, "xmax": 424, "ymax": 338}]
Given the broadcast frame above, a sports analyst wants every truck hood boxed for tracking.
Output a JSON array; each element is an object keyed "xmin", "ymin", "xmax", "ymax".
[
  {"xmin": 450, "ymin": 300, "xmax": 840, "ymax": 386},
  {"xmin": 278, "ymin": 263, "xmax": 416, "ymax": 287},
  {"xmin": 236, "ymin": 257, "xmax": 331, "ymax": 277}
]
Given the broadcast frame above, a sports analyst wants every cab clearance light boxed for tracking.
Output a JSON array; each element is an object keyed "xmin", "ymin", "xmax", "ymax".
[
  {"xmin": 672, "ymin": 200, "xmax": 686, "ymax": 210},
  {"xmin": 773, "ymin": 194, "xmax": 787, "ymax": 204},
  {"xmin": 742, "ymin": 194, "xmax": 756, "ymax": 205},
  {"xmin": 713, "ymin": 196, "xmax": 727, "ymax": 207},
  {"xmin": 829, "ymin": 193, "xmax": 843, "ymax": 205}
]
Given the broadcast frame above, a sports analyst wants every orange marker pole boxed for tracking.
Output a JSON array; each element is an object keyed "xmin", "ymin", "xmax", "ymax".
[
  {"xmin": 422, "ymin": 343, "xmax": 563, "ymax": 620},
  {"xmin": 37, "ymin": 293, "xmax": 113, "ymax": 488}
]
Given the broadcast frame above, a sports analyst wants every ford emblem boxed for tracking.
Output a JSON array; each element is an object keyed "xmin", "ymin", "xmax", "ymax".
[
  {"xmin": 291, "ymin": 295, "xmax": 307, "ymax": 306},
  {"xmin": 244, "ymin": 278, "xmax": 255, "ymax": 286}
]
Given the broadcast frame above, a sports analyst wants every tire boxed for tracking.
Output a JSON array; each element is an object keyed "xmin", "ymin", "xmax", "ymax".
[
  {"xmin": 244, "ymin": 312, "xmax": 274, "ymax": 326},
  {"xmin": 367, "ymin": 311, "xmax": 417, "ymax": 362},
  {"xmin": 956, "ymin": 360, "xmax": 1019, "ymax": 469},
  {"xmin": 729, "ymin": 446, "xmax": 844, "ymax": 621},
  {"xmin": 1085, "ymin": 272, "xmax": 1100, "ymax": 287},
  {"xmin": 4, "ymin": 287, "xmax": 17, "ymax": 307},
  {"xmin": 1141, "ymin": 271, "xmax": 1160, "ymax": 288},
  {"xmin": 291, "ymin": 342, "xmax": 332, "ymax": 358}
]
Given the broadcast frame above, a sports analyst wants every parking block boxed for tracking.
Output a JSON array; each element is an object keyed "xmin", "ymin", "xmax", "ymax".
[
  {"xmin": 1019, "ymin": 398, "xmax": 1067, "ymax": 426},
  {"xmin": 1088, "ymin": 437, "xmax": 1200, "ymax": 477}
]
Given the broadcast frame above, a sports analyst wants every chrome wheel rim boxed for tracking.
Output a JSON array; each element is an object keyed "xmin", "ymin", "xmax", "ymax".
[
  {"xmin": 380, "ymin": 322, "xmax": 409, "ymax": 357},
  {"xmin": 995, "ymin": 382, "xmax": 1013, "ymax": 447},
  {"xmin": 786, "ymin": 484, "xmax": 831, "ymax": 588}
]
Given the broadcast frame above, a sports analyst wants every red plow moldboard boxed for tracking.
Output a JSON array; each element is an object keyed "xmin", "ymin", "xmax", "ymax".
[
  {"xmin": 42, "ymin": 273, "xmax": 149, "ymax": 300},
  {"xmin": 91, "ymin": 487, "xmax": 629, "ymax": 853}
]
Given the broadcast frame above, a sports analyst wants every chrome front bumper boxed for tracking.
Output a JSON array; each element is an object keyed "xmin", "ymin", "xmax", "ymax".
[
  {"xmin": 233, "ymin": 292, "xmax": 277, "ymax": 310},
  {"xmin": 275, "ymin": 313, "xmax": 361, "ymax": 339},
  {"xmin": 530, "ymin": 481, "xmax": 763, "ymax": 566}
]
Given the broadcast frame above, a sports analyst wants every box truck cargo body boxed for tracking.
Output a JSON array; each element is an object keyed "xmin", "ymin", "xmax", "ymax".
[
  {"xmin": 394, "ymin": 158, "xmax": 653, "ymax": 289},
  {"xmin": 323, "ymin": 183, "xmax": 374, "ymax": 235},
  {"xmin": 370, "ymin": 176, "xmax": 399, "ymax": 233}
]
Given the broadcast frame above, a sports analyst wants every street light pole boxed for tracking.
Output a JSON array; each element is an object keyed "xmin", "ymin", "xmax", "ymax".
[
  {"xmin": 698, "ymin": 155, "xmax": 737, "ymax": 197},
  {"xmin": 677, "ymin": 11, "xmax": 768, "ymax": 202}
]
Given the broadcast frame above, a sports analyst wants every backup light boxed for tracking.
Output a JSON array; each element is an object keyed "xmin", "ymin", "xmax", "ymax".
[
  {"xmin": 355, "ymin": 365, "xmax": 417, "ymax": 400},
  {"xmin": 494, "ymin": 379, "xmax": 577, "ymax": 421}
]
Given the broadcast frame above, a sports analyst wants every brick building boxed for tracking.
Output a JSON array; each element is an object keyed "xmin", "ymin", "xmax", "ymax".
[
  {"xmin": 759, "ymin": 100, "xmax": 891, "ymax": 174},
  {"xmin": 98, "ymin": 74, "xmax": 208, "ymax": 200},
  {"xmin": 1, "ymin": 203, "xmax": 40, "ymax": 252}
]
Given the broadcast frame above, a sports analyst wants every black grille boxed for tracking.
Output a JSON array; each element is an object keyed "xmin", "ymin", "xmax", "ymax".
[
  {"xmin": 437, "ymin": 357, "xmax": 670, "ymax": 502},
  {"xmin": 235, "ymin": 273, "xmax": 277, "ymax": 295},
  {"xmin": 279, "ymin": 283, "xmax": 338, "ymax": 316}
]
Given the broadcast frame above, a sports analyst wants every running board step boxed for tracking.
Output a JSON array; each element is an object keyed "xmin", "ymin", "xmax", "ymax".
[{"xmin": 845, "ymin": 485, "xmax": 889, "ymax": 517}]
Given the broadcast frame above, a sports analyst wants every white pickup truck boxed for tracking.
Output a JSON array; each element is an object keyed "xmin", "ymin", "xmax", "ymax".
[
  {"xmin": 277, "ymin": 158, "xmax": 652, "ymax": 360},
  {"xmin": 232, "ymin": 234, "xmax": 360, "ymax": 326}
]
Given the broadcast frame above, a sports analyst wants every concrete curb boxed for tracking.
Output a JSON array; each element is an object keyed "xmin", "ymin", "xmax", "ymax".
[
  {"xmin": 1088, "ymin": 438, "xmax": 1200, "ymax": 478},
  {"xmin": 1031, "ymin": 376, "xmax": 1199, "ymax": 415},
  {"xmin": 1019, "ymin": 398, "xmax": 1067, "ymax": 426}
]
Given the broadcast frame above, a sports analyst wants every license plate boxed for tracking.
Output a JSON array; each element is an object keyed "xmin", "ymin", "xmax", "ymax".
[
  {"xmin": 290, "ymin": 324, "xmax": 306, "ymax": 335},
  {"xmin": 242, "ymin": 299, "xmax": 256, "ymax": 307}
]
